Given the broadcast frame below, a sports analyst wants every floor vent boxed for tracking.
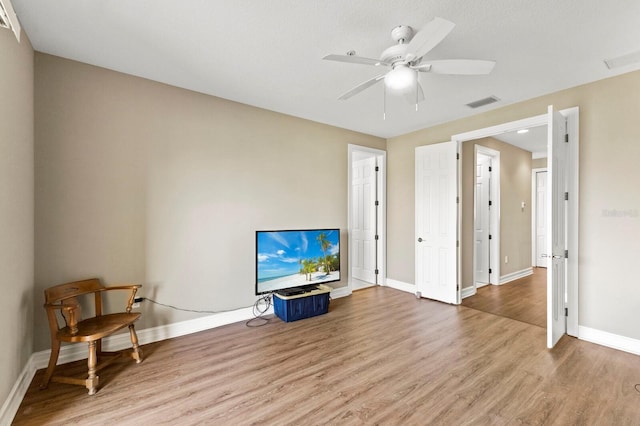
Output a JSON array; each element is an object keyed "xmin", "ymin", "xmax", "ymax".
[{"xmin": 466, "ymin": 96, "xmax": 500, "ymax": 109}]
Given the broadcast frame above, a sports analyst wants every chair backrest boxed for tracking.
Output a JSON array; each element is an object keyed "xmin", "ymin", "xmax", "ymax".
[
  {"xmin": 44, "ymin": 278, "xmax": 104, "ymax": 304},
  {"xmin": 44, "ymin": 278, "xmax": 106, "ymax": 334}
]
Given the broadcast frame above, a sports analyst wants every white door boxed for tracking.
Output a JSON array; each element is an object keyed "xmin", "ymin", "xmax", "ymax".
[
  {"xmin": 547, "ymin": 106, "xmax": 567, "ymax": 348},
  {"xmin": 351, "ymin": 157, "xmax": 377, "ymax": 283},
  {"xmin": 475, "ymin": 153, "xmax": 491, "ymax": 286},
  {"xmin": 535, "ymin": 171, "xmax": 548, "ymax": 267},
  {"xmin": 415, "ymin": 141, "xmax": 458, "ymax": 304}
]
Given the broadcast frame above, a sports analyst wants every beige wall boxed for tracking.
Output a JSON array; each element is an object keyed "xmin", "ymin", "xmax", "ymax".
[
  {"xmin": 34, "ymin": 53, "xmax": 385, "ymax": 351},
  {"xmin": 532, "ymin": 157, "xmax": 547, "ymax": 169},
  {"xmin": 461, "ymin": 137, "xmax": 532, "ymax": 288},
  {"xmin": 387, "ymin": 69, "xmax": 640, "ymax": 340},
  {"xmin": 0, "ymin": 30, "xmax": 34, "ymax": 404}
]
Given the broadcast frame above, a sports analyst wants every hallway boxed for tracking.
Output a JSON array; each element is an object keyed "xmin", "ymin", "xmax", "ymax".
[{"xmin": 461, "ymin": 268, "xmax": 546, "ymax": 328}]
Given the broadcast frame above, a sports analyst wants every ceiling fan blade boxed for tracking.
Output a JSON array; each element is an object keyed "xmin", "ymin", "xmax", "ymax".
[
  {"xmin": 404, "ymin": 81, "xmax": 425, "ymax": 104},
  {"xmin": 338, "ymin": 74, "xmax": 386, "ymax": 100},
  {"xmin": 423, "ymin": 59, "xmax": 496, "ymax": 75},
  {"xmin": 323, "ymin": 54, "xmax": 385, "ymax": 66},
  {"xmin": 405, "ymin": 17, "xmax": 455, "ymax": 63}
]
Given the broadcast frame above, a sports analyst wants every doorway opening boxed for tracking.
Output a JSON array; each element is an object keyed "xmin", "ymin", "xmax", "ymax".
[
  {"xmin": 348, "ymin": 145, "xmax": 386, "ymax": 292},
  {"xmin": 450, "ymin": 106, "xmax": 579, "ymax": 345}
]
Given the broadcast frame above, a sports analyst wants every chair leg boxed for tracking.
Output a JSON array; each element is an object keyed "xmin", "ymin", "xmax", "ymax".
[
  {"xmin": 129, "ymin": 324, "xmax": 143, "ymax": 363},
  {"xmin": 40, "ymin": 339, "xmax": 61, "ymax": 390},
  {"xmin": 86, "ymin": 341, "xmax": 99, "ymax": 395}
]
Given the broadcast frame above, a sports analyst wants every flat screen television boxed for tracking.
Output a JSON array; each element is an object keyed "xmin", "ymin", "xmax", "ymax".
[{"xmin": 255, "ymin": 228, "xmax": 340, "ymax": 295}]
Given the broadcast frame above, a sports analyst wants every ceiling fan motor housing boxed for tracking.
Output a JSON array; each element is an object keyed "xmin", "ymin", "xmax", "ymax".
[
  {"xmin": 380, "ymin": 25, "xmax": 413, "ymax": 65},
  {"xmin": 380, "ymin": 44, "xmax": 409, "ymax": 65},
  {"xmin": 390, "ymin": 25, "xmax": 413, "ymax": 43}
]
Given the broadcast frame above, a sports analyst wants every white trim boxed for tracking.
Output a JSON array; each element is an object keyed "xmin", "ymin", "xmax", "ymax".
[
  {"xmin": 564, "ymin": 107, "xmax": 579, "ymax": 337},
  {"xmin": 461, "ymin": 286, "xmax": 476, "ymax": 299},
  {"xmin": 0, "ymin": 355, "xmax": 37, "ymax": 425},
  {"xmin": 579, "ymin": 326, "xmax": 640, "ymax": 356},
  {"xmin": 349, "ymin": 278, "xmax": 377, "ymax": 291},
  {"xmin": 384, "ymin": 278, "xmax": 416, "ymax": 295},
  {"xmin": 499, "ymin": 267, "xmax": 533, "ymax": 285},
  {"xmin": 330, "ymin": 286, "xmax": 352, "ymax": 299},
  {"xmin": 452, "ymin": 106, "xmax": 579, "ymax": 339},
  {"xmin": 2, "ymin": 287, "xmax": 361, "ymax": 424},
  {"xmin": 347, "ymin": 144, "xmax": 387, "ymax": 293},
  {"xmin": 531, "ymin": 167, "xmax": 548, "ymax": 267},
  {"xmin": 473, "ymin": 145, "xmax": 501, "ymax": 287}
]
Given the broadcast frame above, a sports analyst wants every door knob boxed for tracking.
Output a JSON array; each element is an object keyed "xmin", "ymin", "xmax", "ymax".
[{"xmin": 418, "ymin": 237, "xmax": 423, "ymax": 242}]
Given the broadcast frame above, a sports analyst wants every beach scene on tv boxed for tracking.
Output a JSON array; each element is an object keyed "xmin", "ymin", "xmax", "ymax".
[{"xmin": 257, "ymin": 229, "xmax": 340, "ymax": 293}]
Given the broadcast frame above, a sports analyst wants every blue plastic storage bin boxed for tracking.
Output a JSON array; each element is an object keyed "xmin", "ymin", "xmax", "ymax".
[{"xmin": 273, "ymin": 289, "xmax": 330, "ymax": 322}]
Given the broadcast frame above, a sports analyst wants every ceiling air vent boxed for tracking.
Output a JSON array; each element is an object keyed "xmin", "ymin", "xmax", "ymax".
[
  {"xmin": 0, "ymin": 0, "xmax": 20, "ymax": 41},
  {"xmin": 466, "ymin": 96, "xmax": 500, "ymax": 109},
  {"xmin": 604, "ymin": 50, "xmax": 640, "ymax": 70},
  {"xmin": 0, "ymin": 2, "xmax": 10, "ymax": 29}
]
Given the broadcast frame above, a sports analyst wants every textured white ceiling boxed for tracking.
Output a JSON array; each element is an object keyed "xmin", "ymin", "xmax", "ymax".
[{"xmin": 12, "ymin": 0, "xmax": 640, "ymax": 138}]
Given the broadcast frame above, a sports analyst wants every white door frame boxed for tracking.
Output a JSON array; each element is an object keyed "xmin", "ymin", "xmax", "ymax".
[
  {"xmin": 348, "ymin": 144, "xmax": 387, "ymax": 293},
  {"xmin": 453, "ymin": 107, "xmax": 579, "ymax": 337},
  {"xmin": 473, "ymin": 145, "xmax": 500, "ymax": 290},
  {"xmin": 531, "ymin": 167, "xmax": 548, "ymax": 267}
]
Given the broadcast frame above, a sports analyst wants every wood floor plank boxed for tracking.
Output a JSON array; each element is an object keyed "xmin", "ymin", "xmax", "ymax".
[
  {"xmin": 14, "ymin": 286, "xmax": 640, "ymax": 425},
  {"xmin": 461, "ymin": 267, "xmax": 547, "ymax": 328}
]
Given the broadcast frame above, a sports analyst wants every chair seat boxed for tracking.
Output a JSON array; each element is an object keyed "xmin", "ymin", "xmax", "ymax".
[{"xmin": 57, "ymin": 312, "xmax": 141, "ymax": 342}]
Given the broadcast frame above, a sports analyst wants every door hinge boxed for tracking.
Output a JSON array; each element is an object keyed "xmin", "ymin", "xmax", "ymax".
[
  {"xmin": 565, "ymin": 307, "xmax": 568, "ymax": 316},
  {"xmin": 456, "ymin": 240, "xmax": 460, "ymax": 248},
  {"xmin": 489, "ymin": 200, "xmax": 492, "ymax": 206},
  {"xmin": 456, "ymin": 196, "xmax": 459, "ymax": 204},
  {"xmin": 375, "ymin": 166, "xmax": 379, "ymax": 172},
  {"xmin": 375, "ymin": 269, "xmax": 379, "ymax": 275},
  {"xmin": 489, "ymin": 234, "xmax": 492, "ymax": 240},
  {"xmin": 375, "ymin": 200, "xmax": 379, "ymax": 206},
  {"xmin": 564, "ymin": 192, "xmax": 569, "ymax": 201},
  {"xmin": 565, "ymin": 134, "xmax": 569, "ymax": 143},
  {"xmin": 489, "ymin": 268, "xmax": 492, "ymax": 274},
  {"xmin": 456, "ymin": 284, "xmax": 460, "ymax": 291},
  {"xmin": 564, "ymin": 249, "xmax": 569, "ymax": 259},
  {"xmin": 489, "ymin": 166, "xmax": 492, "ymax": 172},
  {"xmin": 456, "ymin": 153, "xmax": 460, "ymax": 160},
  {"xmin": 375, "ymin": 235, "xmax": 379, "ymax": 240}
]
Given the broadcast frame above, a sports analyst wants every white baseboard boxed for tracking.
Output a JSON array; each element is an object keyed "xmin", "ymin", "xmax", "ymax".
[
  {"xmin": 461, "ymin": 286, "xmax": 476, "ymax": 299},
  {"xmin": 2, "ymin": 286, "xmax": 355, "ymax": 424},
  {"xmin": 0, "ymin": 355, "xmax": 38, "ymax": 426},
  {"xmin": 330, "ymin": 286, "xmax": 352, "ymax": 299},
  {"xmin": 384, "ymin": 278, "xmax": 417, "ymax": 295},
  {"xmin": 499, "ymin": 267, "xmax": 533, "ymax": 285},
  {"xmin": 2, "ymin": 303, "xmax": 273, "ymax": 425},
  {"xmin": 578, "ymin": 326, "xmax": 640, "ymax": 356},
  {"xmin": 349, "ymin": 278, "xmax": 376, "ymax": 292}
]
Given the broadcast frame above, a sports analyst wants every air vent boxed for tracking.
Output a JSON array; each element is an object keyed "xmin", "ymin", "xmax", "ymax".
[
  {"xmin": 466, "ymin": 96, "xmax": 500, "ymax": 109},
  {"xmin": 0, "ymin": 2, "xmax": 10, "ymax": 29},
  {"xmin": 604, "ymin": 50, "xmax": 640, "ymax": 70},
  {"xmin": 0, "ymin": 0, "xmax": 20, "ymax": 41}
]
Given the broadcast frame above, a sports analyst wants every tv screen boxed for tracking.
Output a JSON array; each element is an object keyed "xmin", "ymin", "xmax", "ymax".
[{"xmin": 256, "ymin": 229, "xmax": 340, "ymax": 295}]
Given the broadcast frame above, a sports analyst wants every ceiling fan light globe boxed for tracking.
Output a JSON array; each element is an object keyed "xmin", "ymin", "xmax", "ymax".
[{"xmin": 384, "ymin": 66, "xmax": 416, "ymax": 93}]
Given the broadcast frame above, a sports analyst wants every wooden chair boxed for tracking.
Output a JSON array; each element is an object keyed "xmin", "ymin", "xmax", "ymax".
[{"xmin": 40, "ymin": 278, "xmax": 143, "ymax": 395}]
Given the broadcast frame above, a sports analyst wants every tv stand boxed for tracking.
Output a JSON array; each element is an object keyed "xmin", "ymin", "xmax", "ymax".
[{"xmin": 273, "ymin": 284, "xmax": 331, "ymax": 322}]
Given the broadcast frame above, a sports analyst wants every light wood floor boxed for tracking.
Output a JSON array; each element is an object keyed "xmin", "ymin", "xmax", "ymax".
[
  {"xmin": 15, "ymin": 285, "xmax": 640, "ymax": 425},
  {"xmin": 461, "ymin": 267, "xmax": 547, "ymax": 328}
]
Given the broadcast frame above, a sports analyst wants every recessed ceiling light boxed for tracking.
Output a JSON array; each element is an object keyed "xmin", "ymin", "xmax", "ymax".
[{"xmin": 517, "ymin": 129, "xmax": 529, "ymax": 134}]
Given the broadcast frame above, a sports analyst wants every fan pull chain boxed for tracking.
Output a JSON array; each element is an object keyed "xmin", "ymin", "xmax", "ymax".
[
  {"xmin": 415, "ymin": 74, "xmax": 419, "ymax": 112},
  {"xmin": 383, "ymin": 84, "xmax": 387, "ymax": 120}
]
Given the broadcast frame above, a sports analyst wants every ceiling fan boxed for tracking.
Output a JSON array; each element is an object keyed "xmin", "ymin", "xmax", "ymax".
[{"xmin": 323, "ymin": 17, "xmax": 495, "ymax": 103}]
